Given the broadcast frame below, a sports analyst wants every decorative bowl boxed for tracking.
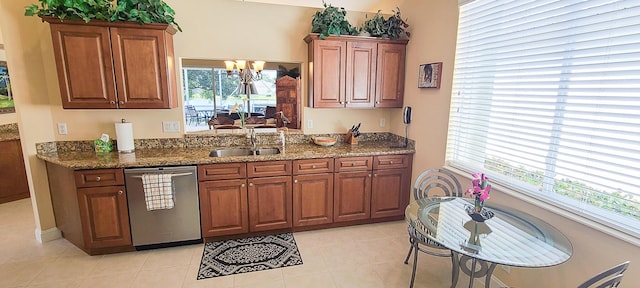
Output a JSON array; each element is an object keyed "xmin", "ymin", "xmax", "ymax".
[
  {"xmin": 312, "ymin": 136, "xmax": 337, "ymax": 147},
  {"xmin": 464, "ymin": 205, "xmax": 495, "ymax": 222}
]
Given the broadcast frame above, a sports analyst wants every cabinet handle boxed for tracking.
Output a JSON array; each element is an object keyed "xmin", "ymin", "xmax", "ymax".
[
  {"xmin": 118, "ymin": 190, "xmax": 123, "ymax": 195},
  {"xmin": 110, "ymin": 101, "xmax": 116, "ymax": 104},
  {"xmin": 95, "ymin": 176, "xmax": 101, "ymax": 182},
  {"xmin": 241, "ymin": 184, "xmax": 245, "ymax": 187},
  {"xmin": 294, "ymin": 179, "xmax": 298, "ymax": 183}
]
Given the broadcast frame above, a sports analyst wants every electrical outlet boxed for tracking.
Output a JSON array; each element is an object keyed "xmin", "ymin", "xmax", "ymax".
[
  {"xmin": 162, "ymin": 121, "xmax": 180, "ymax": 133},
  {"xmin": 380, "ymin": 118, "xmax": 386, "ymax": 127},
  {"xmin": 307, "ymin": 119, "xmax": 314, "ymax": 129},
  {"xmin": 57, "ymin": 123, "xmax": 68, "ymax": 135}
]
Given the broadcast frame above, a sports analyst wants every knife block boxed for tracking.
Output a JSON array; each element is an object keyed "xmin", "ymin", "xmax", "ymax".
[{"xmin": 345, "ymin": 131, "xmax": 358, "ymax": 145}]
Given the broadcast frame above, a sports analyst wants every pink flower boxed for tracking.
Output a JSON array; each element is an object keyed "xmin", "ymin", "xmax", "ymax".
[{"xmin": 467, "ymin": 172, "xmax": 491, "ymax": 204}]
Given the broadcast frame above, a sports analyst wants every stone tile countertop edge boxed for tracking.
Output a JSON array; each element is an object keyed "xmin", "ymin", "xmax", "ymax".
[
  {"xmin": 0, "ymin": 123, "xmax": 20, "ymax": 142},
  {"xmin": 36, "ymin": 132, "xmax": 415, "ymax": 170}
]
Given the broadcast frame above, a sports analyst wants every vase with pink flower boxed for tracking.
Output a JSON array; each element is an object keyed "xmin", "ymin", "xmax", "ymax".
[{"xmin": 464, "ymin": 172, "xmax": 495, "ymax": 222}]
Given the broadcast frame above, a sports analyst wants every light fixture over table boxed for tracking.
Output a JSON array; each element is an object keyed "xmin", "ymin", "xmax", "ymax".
[{"xmin": 224, "ymin": 60, "xmax": 266, "ymax": 116}]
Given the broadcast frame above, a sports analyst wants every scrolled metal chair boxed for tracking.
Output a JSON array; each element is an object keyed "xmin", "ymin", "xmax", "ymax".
[
  {"xmin": 577, "ymin": 261, "xmax": 629, "ymax": 288},
  {"xmin": 404, "ymin": 168, "xmax": 463, "ymax": 288}
]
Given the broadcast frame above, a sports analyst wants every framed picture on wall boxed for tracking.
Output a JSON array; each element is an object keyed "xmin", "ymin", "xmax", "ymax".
[
  {"xmin": 0, "ymin": 60, "xmax": 15, "ymax": 114},
  {"xmin": 418, "ymin": 62, "xmax": 442, "ymax": 88}
]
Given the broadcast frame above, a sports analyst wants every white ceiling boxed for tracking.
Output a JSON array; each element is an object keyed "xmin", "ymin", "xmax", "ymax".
[{"xmin": 233, "ymin": 0, "xmax": 405, "ymax": 13}]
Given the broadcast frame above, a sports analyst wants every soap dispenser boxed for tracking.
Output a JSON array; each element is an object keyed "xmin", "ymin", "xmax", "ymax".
[{"xmin": 279, "ymin": 131, "xmax": 286, "ymax": 148}]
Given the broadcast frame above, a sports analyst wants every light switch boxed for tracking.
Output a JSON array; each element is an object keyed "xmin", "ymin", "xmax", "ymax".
[
  {"xmin": 162, "ymin": 121, "xmax": 180, "ymax": 133},
  {"xmin": 307, "ymin": 119, "xmax": 314, "ymax": 129}
]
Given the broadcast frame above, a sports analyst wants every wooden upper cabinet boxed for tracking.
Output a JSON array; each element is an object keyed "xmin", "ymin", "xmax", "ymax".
[
  {"xmin": 305, "ymin": 34, "xmax": 408, "ymax": 108},
  {"xmin": 375, "ymin": 43, "xmax": 406, "ymax": 108},
  {"xmin": 346, "ymin": 41, "xmax": 377, "ymax": 108},
  {"xmin": 45, "ymin": 18, "xmax": 178, "ymax": 109},
  {"xmin": 309, "ymin": 39, "xmax": 346, "ymax": 108}
]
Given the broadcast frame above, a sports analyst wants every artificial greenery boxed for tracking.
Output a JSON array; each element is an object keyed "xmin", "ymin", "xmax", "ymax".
[
  {"xmin": 311, "ymin": 1, "xmax": 357, "ymax": 39},
  {"xmin": 24, "ymin": 0, "xmax": 182, "ymax": 32},
  {"xmin": 360, "ymin": 7, "xmax": 409, "ymax": 39}
]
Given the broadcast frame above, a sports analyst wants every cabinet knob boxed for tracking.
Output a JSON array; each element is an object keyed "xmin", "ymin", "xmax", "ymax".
[
  {"xmin": 95, "ymin": 176, "xmax": 101, "ymax": 182},
  {"xmin": 369, "ymin": 174, "xmax": 372, "ymax": 178},
  {"xmin": 390, "ymin": 161, "xmax": 394, "ymax": 164},
  {"xmin": 294, "ymin": 179, "xmax": 298, "ymax": 183},
  {"xmin": 241, "ymin": 183, "xmax": 245, "ymax": 187},
  {"xmin": 249, "ymin": 183, "xmax": 254, "ymax": 186},
  {"xmin": 351, "ymin": 163, "xmax": 356, "ymax": 167},
  {"xmin": 374, "ymin": 174, "xmax": 377, "ymax": 177},
  {"xmin": 347, "ymin": 101, "xmax": 351, "ymax": 104},
  {"xmin": 340, "ymin": 101, "xmax": 345, "ymax": 105},
  {"xmin": 110, "ymin": 101, "xmax": 116, "ymax": 105},
  {"xmin": 118, "ymin": 190, "xmax": 123, "ymax": 195},
  {"xmin": 311, "ymin": 165, "xmax": 316, "ymax": 169},
  {"xmin": 376, "ymin": 101, "xmax": 380, "ymax": 104},
  {"xmin": 119, "ymin": 101, "xmax": 124, "ymax": 105}
]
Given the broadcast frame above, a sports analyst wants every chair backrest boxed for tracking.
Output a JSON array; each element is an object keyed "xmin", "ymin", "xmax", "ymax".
[
  {"xmin": 577, "ymin": 261, "xmax": 629, "ymax": 288},
  {"xmin": 413, "ymin": 168, "xmax": 463, "ymax": 200}
]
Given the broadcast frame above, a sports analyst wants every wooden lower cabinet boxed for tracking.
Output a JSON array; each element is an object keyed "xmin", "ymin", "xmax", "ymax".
[
  {"xmin": 248, "ymin": 176, "xmax": 292, "ymax": 231},
  {"xmin": 293, "ymin": 173, "xmax": 334, "ymax": 226},
  {"xmin": 333, "ymin": 171, "xmax": 372, "ymax": 222},
  {"xmin": 371, "ymin": 168, "xmax": 411, "ymax": 218},
  {"xmin": 77, "ymin": 185, "xmax": 131, "ymax": 249},
  {"xmin": 199, "ymin": 179, "xmax": 248, "ymax": 237},
  {"xmin": 46, "ymin": 164, "xmax": 133, "ymax": 255},
  {"xmin": 0, "ymin": 139, "xmax": 30, "ymax": 204}
]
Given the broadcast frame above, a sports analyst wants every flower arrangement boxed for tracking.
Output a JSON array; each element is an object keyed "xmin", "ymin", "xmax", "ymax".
[
  {"xmin": 229, "ymin": 98, "xmax": 248, "ymax": 128},
  {"xmin": 466, "ymin": 172, "xmax": 491, "ymax": 213}
]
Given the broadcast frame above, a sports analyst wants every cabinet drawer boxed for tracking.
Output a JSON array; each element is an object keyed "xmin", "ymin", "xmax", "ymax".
[
  {"xmin": 373, "ymin": 154, "xmax": 412, "ymax": 170},
  {"xmin": 74, "ymin": 169, "xmax": 124, "ymax": 187},
  {"xmin": 248, "ymin": 161, "xmax": 292, "ymax": 178},
  {"xmin": 293, "ymin": 158, "xmax": 334, "ymax": 175},
  {"xmin": 335, "ymin": 157, "xmax": 373, "ymax": 172},
  {"xmin": 198, "ymin": 163, "xmax": 247, "ymax": 181}
]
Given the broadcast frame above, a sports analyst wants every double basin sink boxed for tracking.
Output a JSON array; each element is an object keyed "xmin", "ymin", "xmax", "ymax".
[{"xmin": 209, "ymin": 147, "xmax": 280, "ymax": 157}]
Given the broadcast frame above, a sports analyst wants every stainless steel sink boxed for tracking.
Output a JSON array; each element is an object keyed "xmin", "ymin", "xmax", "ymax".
[{"xmin": 209, "ymin": 147, "xmax": 280, "ymax": 157}]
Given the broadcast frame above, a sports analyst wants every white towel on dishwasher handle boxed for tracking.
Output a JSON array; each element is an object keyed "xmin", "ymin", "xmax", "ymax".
[{"xmin": 141, "ymin": 174, "xmax": 175, "ymax": 211}]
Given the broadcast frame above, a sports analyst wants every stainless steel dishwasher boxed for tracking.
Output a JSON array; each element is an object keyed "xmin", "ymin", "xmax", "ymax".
[{"xmin": 124, "ymin": 166, "xmax": 201, "ymax": 249}]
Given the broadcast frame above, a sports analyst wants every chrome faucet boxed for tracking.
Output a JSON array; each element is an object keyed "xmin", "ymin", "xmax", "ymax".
[{"xmin": 250, "ymin": 128, "xmax": 257, "ymax": 151}]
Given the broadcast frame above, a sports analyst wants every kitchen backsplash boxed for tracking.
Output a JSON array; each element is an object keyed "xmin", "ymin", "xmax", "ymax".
[{"xmin": 36, "ymin": 132, "xmax": 414, "ymax": 154}]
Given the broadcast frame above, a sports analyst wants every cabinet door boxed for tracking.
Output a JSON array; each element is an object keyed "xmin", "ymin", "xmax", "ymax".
[
  {"xmin": 0, "ymin": 140, "xmax": 29, "ymax": 203},
  {"xmin": 334, "ymin": 171, "xmax": 371, "ymax": 222},
  {"xmin": 248, "ymin": 176, "xmax": 293, "ymax": 231},
  {"xmin": 311, "ymin": 40, "xmax": 346, "ymax": 108},
  {"xmin": 371, "ymin": 168, "xmax": 411, "ymax": 218},
  {"xmin": 111, "ymin": 27, "xmax": 177, "ymax": 109},
  {"xmin": 293, "ymin": 174, "xmax": 333, "ymax": 227},
  {"xmin": 346, "ymin": 41, "xmax": 377, "ymax": 108},
  {"xmin": 375, "ymin": 43, "xmax": 406, "ymax": 108},
  {"xmin": 77, "ymin": 186, "xmax": 131, "ymax": 249},
  {"xmin": 49, "ymin": 24, "xmax": 118, "ymax": 109},
  {"xmin": 199, "ymin": 179, "xmax": 248, "ymax": 237}
]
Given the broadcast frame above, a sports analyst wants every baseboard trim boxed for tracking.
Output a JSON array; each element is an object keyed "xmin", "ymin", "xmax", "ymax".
[{"xmin": 35, "ymin": 227, "xmax": 62, "ymax": 243}]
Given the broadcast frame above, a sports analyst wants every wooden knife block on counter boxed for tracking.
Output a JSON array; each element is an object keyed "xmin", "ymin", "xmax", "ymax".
[{"xmin": 345, "ymin": 131, "xmax": 358, "ymax": 145}]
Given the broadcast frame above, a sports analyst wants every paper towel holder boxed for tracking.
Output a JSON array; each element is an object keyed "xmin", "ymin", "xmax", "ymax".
[{"xmin": 115, "ymin": 119, "xmax": 135, "ymax": 153}]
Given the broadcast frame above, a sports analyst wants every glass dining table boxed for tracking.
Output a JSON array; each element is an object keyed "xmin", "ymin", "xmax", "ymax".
[{"xmin": 405, "ymin": 197, "xmax": 573, "ymax": 288}]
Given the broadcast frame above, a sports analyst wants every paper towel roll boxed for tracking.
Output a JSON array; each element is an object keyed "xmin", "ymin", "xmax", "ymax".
[{"xmin": 115, "ymin": 122, "xmax": 135, "ymax": 153}]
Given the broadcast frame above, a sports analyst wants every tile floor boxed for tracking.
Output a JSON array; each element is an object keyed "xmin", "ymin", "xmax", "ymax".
[{"xmin": 0, "ymin": 198, "xmax": 480, "ymax": 288}]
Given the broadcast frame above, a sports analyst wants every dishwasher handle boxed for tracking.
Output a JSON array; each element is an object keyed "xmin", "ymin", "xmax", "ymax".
[{"xmin": 130, "ymin": 172, "xmax": 193, "ymax": 179}]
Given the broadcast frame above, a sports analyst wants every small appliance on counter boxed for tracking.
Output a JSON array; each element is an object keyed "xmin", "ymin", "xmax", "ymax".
[{"xmin": 392, "ymin": 106, "xmax": 412, "ymax": 148}]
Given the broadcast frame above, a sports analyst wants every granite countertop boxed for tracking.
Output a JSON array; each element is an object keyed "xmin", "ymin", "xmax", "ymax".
[
  {"xmin": 0, "ymin": 123, "xmax": 20, "ymax": 142},
  {"xmin": 37, "ymin": 140, "xmax": 415, "ymax": 170}
]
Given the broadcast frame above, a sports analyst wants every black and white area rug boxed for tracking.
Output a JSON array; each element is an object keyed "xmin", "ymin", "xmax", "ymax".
[{"xmin": 197, "ymin": 233, "xmax": 303, "ymax": 279}]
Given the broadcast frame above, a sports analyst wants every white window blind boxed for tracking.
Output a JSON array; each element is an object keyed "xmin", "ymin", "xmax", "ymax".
[{"xmin": 447, "ymin": 0, "xmax": 640, "ymax": 238}]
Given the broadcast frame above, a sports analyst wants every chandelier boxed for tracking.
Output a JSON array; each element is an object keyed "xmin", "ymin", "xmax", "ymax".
[{"xmin": 224, "ymin": 60, "xmax": 265, "ymax": 115}]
